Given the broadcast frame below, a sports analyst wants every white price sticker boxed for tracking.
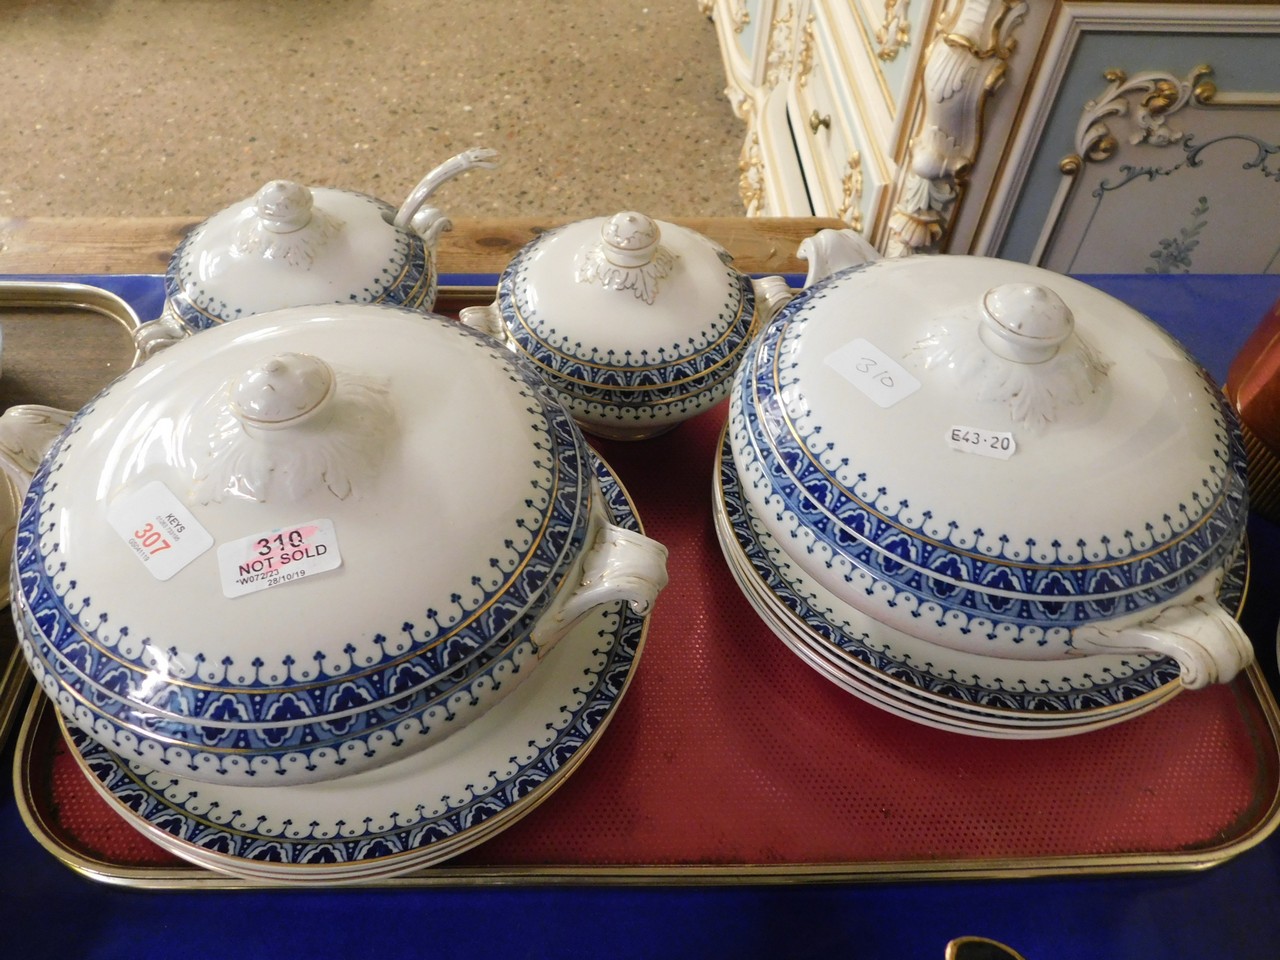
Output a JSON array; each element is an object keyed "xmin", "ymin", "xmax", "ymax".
[
  {"xmin": 106, "ymin": 481, "xmax": 214, "ymax": 581},
  {"xmin": 823, "ymin": 338, "xmax": 921, "ymax": 409},
  {"xmin": 218, "ymin": 519, "xmax": 342, "ymax": 598},
  {"xmin": 947, "ymin": 425, "xmax": 1017, "ymax": 460}
]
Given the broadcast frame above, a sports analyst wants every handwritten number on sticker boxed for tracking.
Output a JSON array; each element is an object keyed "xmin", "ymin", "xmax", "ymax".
[
  {"xmin": 950, "ymin": 428, "xmax": 1013, "ymax": 452},
  {"xmin": 946, "ymin": 425, "xmax": 1017, "ymax": 460},
  {"xmin": 824, "ymin": 339, "xmax": 921, "ymax": 409},
  {"xmin": 854, "ymin": 356, "xmax": 895, "ymax": 389}
]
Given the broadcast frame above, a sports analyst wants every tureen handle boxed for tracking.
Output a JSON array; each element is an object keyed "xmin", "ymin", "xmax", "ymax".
[
  {"xmin": 0, "ymin": 404, "xmax": 74, "ymax": 497},
  {"xmin": 458, "ymin": 301, "xmax": 505, "ymax": 340},
  {"xmin": 797, "ymin": 228, "xmax": 881, "ymax": 288},
  {"xmin": 133, "ymin": 300, "xmax": 193, "ymax": 359},
  {"xmin": 751, "ymin": 275, "xmax": 796, "ymax": 326},
  {"xmin": 530, "ymin": 499, "xmax": 669, "ymax": 650},
  {"xmin": 1070, "ymin": 571, "xmax": 1254, "ymax": 689},
  {"xmin": 394, "ymin": 147, "xmax": 500, "ymax": 241}
]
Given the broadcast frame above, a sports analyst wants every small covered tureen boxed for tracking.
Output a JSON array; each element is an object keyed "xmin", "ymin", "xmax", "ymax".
[
  {"xmin": 460, "ymin": 212, "xmax": 792, "ymax": 440},
  {"xmin": 730, "ymin": 231, "xmax": 1253, "ymax": 689},
  {"xmin": 5, "ymin": 302, "xmax": 668, "ymax": 786},
  {"xmin": 136, "ymin": 148, "xmax": 498, "ymax": 355}
]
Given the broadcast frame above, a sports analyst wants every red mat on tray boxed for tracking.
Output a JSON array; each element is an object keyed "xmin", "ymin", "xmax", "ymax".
[{"xmin": 22, "ymin": 401, "xmax": 1280, "ymax": 876}]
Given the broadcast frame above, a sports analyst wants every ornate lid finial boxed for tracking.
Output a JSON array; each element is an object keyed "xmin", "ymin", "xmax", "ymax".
[
  {"xmin": 979, "ymin": 283, "xmax": 1074, "ymax": 364},
  {"xmin": 600, "ymin": 212, "xmax": 661, "ymax": 268},
  {"xmin": 253, "ymin": 180, "xmax": 315, "ymax": 234},
  {"xmin": 230, "ymin": 353, "xmax": 335, "ymax": 429}
]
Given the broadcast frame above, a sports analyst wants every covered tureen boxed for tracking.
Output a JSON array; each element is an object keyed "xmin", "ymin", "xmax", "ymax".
[
  {"xmin": 136, "ymin": 148, "xmax": 498, "ymax": 355},
  {"xmin": 5, "ymin": 302, "xmax": 668, "ymax": 786},
  {"xmin": 460, "ymin": 212, "xmax": 792, "ymax": 439},
  {"xmin": 729, "ymin": 231, "xmax": 1252, "ymax": 689}
]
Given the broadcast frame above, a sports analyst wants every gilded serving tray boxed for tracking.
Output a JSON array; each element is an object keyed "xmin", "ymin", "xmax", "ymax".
[
  {"xmin": 6, "ymin": 277, "xmax": 1280, "ymax": 888},
  {"xmin": 0, "ymin": 280, "xmax": 145, "ymax": 750}
]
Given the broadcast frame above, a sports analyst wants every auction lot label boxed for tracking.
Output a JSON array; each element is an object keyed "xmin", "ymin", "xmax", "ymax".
[
  {"xmin": 107, "ymin": 481, "xmax": 215, "ymax": 581},
  {"xmin": 823, "ymin": 338, "xmax": 921, "ymax": 409},
  {"xmin": 217, "ymin": 518, "xmax": 343, "ymax": 598}
]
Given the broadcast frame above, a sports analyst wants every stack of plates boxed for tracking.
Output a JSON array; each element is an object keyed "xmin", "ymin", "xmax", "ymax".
[
  {"xmin": 57, "ymin": 457, "xmax": 649, "ymax": 883},
  {"xmin": 713, "ymin": 425, "xmax": 1247, "ymax": 739}
]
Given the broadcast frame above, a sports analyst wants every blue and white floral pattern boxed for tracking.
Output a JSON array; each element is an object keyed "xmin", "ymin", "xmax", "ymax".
[
  {"xmin": 493, "ymin": 226, "xmax": 760, "ymax": 434},
  {"xmin": 716, "ymin": 429, "xmax": 1236, "ymax": 712},
  {"xmin": 62, "ymin": 458, "xmax": 645, "ymax": 871},
  {"xmin": 166, "ymin": 193, "xmax": 437, "ymax": 331},
  {"xmin": 732, "ymin": 278, "xmax": 1249, "ymax": 638},
  {"xmin": 15, "ymin": 316, "xmax": 594, "ymax": 720}
]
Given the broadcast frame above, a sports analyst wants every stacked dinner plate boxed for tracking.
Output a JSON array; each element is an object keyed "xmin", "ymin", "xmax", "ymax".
[
  {"xmin": 6, "ymin": 301, "xmax": 667, "ymax": 881},
  {"xmin": 714, "ymin": 243, "xmax": 1255, "ymax": 735},
  {"xmin": 714, "ymin": 422, "xmax": 1246, "ymax": 738}
]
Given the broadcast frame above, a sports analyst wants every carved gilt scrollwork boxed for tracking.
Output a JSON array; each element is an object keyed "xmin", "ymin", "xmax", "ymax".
[
  {"xmin": 1060, "ymin": 65, "xmax": 1211, "ymax": 176},
  {"xmin": 838, "ymin": 153, "xmax": 865, "ymax": 231},
  {"xmin": 796, "ymin": 14, "xmax": 816, "ymax": 87},
  {"xmin": 1194, "ymin": 72, "xmax": 1280, "ymax": 108},
  {"xmin": 739, "ymin": 126, "xmax": 768, "ymax": 216},
  {"xmin": 886, "ymin": 0, "xmax": 1028, "ymax": 257},
  {"xmin": 876, "ymin": 0, "xmax": 912, "ymax": 61},
  {"xmin": 696, "ymin": 0, "xmax": 715, "ymax": 15},
  {"xmin": 1038, "ymin": 63, "xmax": 1280, "ymax": 272},
  {"xmin": 764, "ymin": 2, "xmax": 796, "ymax": 90}
]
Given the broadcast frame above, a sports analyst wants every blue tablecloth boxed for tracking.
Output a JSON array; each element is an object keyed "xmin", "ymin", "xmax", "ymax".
[{"xmin": 2, "ymin": 273, "xmax": 1279, "ymax": 960}]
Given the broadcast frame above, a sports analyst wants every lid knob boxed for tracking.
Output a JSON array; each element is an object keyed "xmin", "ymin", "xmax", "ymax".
[
  {"xmin": 978, "ymin": 283, "xmax": 1074, "ymax": 364},
  {"xmin": 600, "ymin": 212, "xmax": 661, "ymax": 268},
  {"xmin": 253, "ymin": 180, "xmax": 315, "ymax": 234},
  {"xmin": 230, "ymin": 353, "xmax": 335, "ymax": 429}
]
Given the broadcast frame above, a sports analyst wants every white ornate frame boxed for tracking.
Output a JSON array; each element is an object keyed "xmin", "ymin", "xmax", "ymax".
[
  {"xmin": 968, "ymin": 3, "xmax": 1280, "ymax": 262},
  {"xmin": 886, "ymin": 0, "xmax": 1030, "ymax": 255}
]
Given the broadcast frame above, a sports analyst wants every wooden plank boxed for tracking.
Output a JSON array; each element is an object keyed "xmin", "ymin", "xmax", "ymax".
[
  {"xmin": 0, "ymin": 216, "xmax": 844, "ymax": 277},
  {"xmin": 0, "ymin": 217, "xmax": 193, "ymax": 275}
]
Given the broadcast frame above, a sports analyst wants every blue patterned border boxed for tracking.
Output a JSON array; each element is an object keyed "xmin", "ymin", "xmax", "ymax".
[
  {"xmin": 717, "ymin": 427, "xmax": 1212, "ymax": 713},
  {"xmin": 734, "ymin": 277, "xmax": 1249, "ymax": 632},
  {"xmin": 21, "ymin": 597, "xmax": 542, "ymax": 783},
  {"xmin": 63, "ymin": 455, "xmax": 646, "ymax": 867},
  {"xmin": 165, "ymin": 193, "xmax": 437, "ymax": 330},
  {"xmin": 15, "ymin": 314, "xmax": 594, "ymax": 715}
]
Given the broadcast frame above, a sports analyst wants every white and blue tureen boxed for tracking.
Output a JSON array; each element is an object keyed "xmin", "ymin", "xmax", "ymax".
[
  {"xmin": 460, "ymin": 212, "xmax": 793, "ymax": 440},
  {"xmin": 729, "ymin": 230, "xmax": 1252, "ymax": 690},
  {"xmin": 3, "ymin": 302, "xmax": 668, "ymax": 786},
  {"xmin": 137, "ymin": 148, "xmax": 498, "ymax": 355}
]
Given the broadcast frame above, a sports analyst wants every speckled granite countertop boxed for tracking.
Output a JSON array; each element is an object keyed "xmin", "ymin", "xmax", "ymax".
[{"xmin": 1, "ymin": 0, "xmax": 744, "ymax": 220}]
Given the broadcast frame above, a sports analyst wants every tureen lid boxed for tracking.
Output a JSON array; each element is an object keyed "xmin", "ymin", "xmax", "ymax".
[
  {"xmin": 495, "ymin": 212, "xmax": 755, "ymax": 371},
  {"xmin": 752, "ymin": 254, "xmax": 1246, "ymax": 576},
  {"xmin": 164, "ymin": 181, "xmax": 429, "ymax": 325},
  {"xmin": 16, "ymin": 303, "xmax": 593, "ymax": 692}
]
